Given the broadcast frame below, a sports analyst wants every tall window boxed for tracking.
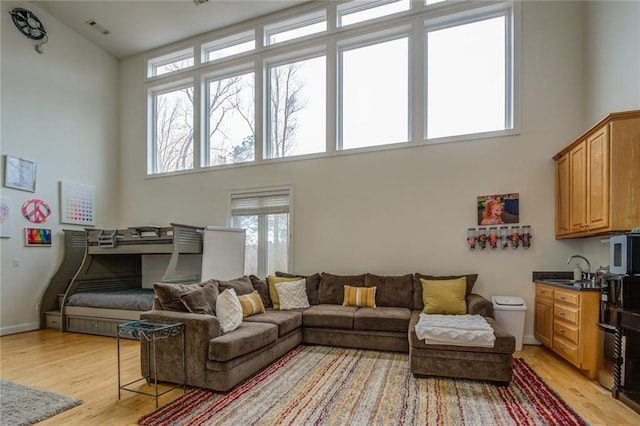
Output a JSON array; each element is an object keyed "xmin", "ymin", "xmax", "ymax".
[
  {"xmin": 426, "ymin": 15, "xmax": 508, "ymax": 139},
  {"xmin": 340, "ymin": 36, "xmax": 409, "ymax": 149},
  {"xmin": 267, "ymin": 55, "xmax": 326, "ymax": 158},
  {"xmin": 205, "ymin": 71, "xmax": 255, "ymax": 166},
  {"xmin": 230, "ymin": 188, "xmax": 292, "ymax": 277},
  {"xmin": 151, "ymin": 83, "xmax": 194, "ymax": 173}
]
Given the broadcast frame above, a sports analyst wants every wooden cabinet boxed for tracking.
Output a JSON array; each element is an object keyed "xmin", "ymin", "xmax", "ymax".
[
  {"xmin": 534, "ymin": 285, "xmax": 554, "ymax": 346},
  {"xmin": 534, "ymin": 283, "xmax": 600, "ymax": 378},
  {"xmin": 554, "ymin": 110, "xmax": 640, "ymax": 238}
]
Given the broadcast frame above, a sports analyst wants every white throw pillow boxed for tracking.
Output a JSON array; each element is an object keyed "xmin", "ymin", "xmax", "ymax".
[
  {"xmin": 215, "ymin": 288, "xmax": 242, "ymax": 333},
  {"xmin": 276, "ymin": 278, "xmax": 310, "ymax": 310}
]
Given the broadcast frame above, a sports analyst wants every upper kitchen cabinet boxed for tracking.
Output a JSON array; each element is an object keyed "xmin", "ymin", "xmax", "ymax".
[{"xmin": 554, "ymin": 110, "xmax": 640, "ymax": 239}]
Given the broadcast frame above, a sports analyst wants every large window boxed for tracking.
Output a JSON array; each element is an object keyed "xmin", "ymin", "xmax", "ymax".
[
  {"xmin": 147, "ymin": 1, "xmax": 517, "ymax": 175},
  {"xmin": 205, "ymin": 71, "xmax": 255, "ymax": 166},
  {"xmin": 267, "ymin": 55, "xmax": 326, "ymax": 158},
  {"xmin": 426, "ymin": 15, "xmax": 508, "ymax": 139},
  {"xmin": 151, "ymin": 83, "xmax": 194, "ymax": 173},
  {"xmin": 340, "ymin": 36, "xmax": 409, "ymax": 149},
  {"xmin": 230, "ymin": 188, "xmax": 292, "ymax": 277}
]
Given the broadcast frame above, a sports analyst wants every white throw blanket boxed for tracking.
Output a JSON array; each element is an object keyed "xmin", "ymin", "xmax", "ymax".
[{"xmin": 414, "ymin": 314, "xmax": 496, "ymax": 348}]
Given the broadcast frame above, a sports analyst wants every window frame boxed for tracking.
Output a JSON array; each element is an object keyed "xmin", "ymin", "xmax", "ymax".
[
  {"xmin": 202, "ymin": 64, "xmax": 257, "ymax": 167},
  {"xmin": 148, "ymin": 78, "xmax": 196, "ymax": 175},
  {"xmin": 423, "ymin": 6, "xmax": 515, "ymax": 142},
  {"xmin": 264, "ymin": 46, "xmax": 328, "ymax": 160},
  {"xmin": 145, "ymin": 0, "xmax": 519, "ymax": 177},
  {"xmin": 228, "ymin": 186, "xmax": 294, "ymax": 277}
]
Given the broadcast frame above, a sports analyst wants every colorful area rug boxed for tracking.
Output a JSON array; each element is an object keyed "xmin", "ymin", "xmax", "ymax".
[
  {"xmin": 138, "ymin": 345, "xmax": 586, "ymax": 426},
  {"xmin": 0, "ymin": 379, "xmax": 82, "ymax": 426}
]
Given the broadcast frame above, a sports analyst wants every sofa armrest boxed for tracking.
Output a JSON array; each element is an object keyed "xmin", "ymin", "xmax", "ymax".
[
  {"xmin": 140, "ymin": 310, "xmax": 221, "ymax": 387},
  {"xmin": 466, "ymin": 294, "xmax": 493, "ymax": 318}
]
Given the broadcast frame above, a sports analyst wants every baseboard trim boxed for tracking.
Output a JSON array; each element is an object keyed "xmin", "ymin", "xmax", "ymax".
[{"xmin": 0, "ymin": 322, "xmax": 39, "ymax": 336}]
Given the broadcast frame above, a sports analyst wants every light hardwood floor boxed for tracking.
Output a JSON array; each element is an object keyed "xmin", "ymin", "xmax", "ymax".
[{"xmin": 1, "ymin": 330, "xmax": 639, "ymax": 425}]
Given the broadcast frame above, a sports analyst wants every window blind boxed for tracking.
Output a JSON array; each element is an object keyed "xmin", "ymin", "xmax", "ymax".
[{"xmin": 230, "ymin": 190, "xmax": 290, "ymax": 216}]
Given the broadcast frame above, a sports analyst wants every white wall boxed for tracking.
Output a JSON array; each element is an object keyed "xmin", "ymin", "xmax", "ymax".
[
  {"xmin": 580, "ymin": 0, "xmax": 640, "ymax": 270},
  {"xmin": 0, "ymin": 2, "xmax": 119, "ymax": 334},
  {"xmin": 584, "ymin": 0, "xmax": 640, "ymax": 124},
  {"xmin": 117, "ymin": 1, "xmax": 591, "ymax": 343}
]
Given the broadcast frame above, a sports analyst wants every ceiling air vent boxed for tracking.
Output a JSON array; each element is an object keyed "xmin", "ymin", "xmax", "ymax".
[{"xmin": 193, "ymin": 0, "xmax": 210, "ymax": 5}]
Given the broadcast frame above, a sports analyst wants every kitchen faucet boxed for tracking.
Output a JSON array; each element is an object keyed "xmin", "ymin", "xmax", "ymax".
[{"xmin": 567, "ymin": 255, "xmax": 592, "ymax": 281}]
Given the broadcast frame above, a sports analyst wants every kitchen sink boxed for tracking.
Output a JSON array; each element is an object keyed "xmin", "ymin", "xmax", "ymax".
[{"xmin": 542, "ymin": 278, "xmax": 599, "ymax": 288}]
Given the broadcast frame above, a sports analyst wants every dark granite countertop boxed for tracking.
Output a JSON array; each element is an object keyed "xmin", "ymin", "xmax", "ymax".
[{"xmin": 532, "ymin": 271, "xmax": 600, "ymax": 291}]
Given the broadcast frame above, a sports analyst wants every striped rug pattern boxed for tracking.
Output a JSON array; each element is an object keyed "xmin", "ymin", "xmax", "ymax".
[{"xmin": 138, "ymin": 345, "xmax": 586, "ymax": 426}]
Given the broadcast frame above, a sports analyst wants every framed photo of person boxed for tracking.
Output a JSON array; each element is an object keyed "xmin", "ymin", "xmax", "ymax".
[{"xmin": 477, "ymin": 193, "xmax": 519, "ymax": 225}]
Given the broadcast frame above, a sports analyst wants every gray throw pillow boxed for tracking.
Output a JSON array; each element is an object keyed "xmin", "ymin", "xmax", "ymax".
[
  {"xmin": 153, "ymin": 282, "xmax": 203, "ymax": 312},
  {"xmin": 215, "ymin": 276, "xmax": 254, "ymax": 295},
  {"xmin": 180, "ymin": 281, "xmax": 219, "ymax": 315},
  {"xmin": 249, "ymin": 275, "xmax": 273, "ymax": 308}
]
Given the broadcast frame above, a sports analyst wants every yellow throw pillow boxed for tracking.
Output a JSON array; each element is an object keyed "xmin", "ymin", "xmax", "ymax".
[
  {"xmin": 238, "ymin": 290, "xmax": 266, "ymax": 318},
  {"xmin": 267, "ymin": 275, "xmax": 302, "ymax": 310},
  {"xmin": 420, "ymin": 277, "xmax": 467, "ymax": 315},
  {"xmin": 343, "ymin": 285, "xmax": 376, "ymax": 308}
]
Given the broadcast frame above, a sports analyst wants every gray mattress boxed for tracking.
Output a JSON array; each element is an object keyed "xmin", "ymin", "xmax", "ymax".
[{"xmin": 65, "ymin": 289, "xmax": 154, "ymax": 311}]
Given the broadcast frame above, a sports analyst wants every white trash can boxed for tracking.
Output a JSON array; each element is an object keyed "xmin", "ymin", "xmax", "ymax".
[{"xmin": 491, "ymin": 296, "xmax": 527, "ymax": 351}]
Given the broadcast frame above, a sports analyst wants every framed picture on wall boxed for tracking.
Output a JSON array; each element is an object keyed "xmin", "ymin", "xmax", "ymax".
[
  {"xmin": 25, "ymin": 227, "xmax": 52, "ymax": 246},
  {"xmin": 4, "ymin": 155, "xmax": 37, "ymax": 192},
  {"xmin": 477, "ymin": 193, "xmax": 520, "ymax": 225}
]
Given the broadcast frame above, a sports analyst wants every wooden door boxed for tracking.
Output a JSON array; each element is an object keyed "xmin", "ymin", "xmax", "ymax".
[
  {"xmin": 534, "ymin": 297, "xmax": 553, "ymax": 347},
  {"xmin": 555, "ymin": 154, "xmax": 570, "ymax": 237},
  {"xmin": 586, "ymin": 124, "xmax": 610, "ymax": 231},
  {"xmin": 569, "ymin": 141, "xmax": 587, "ymax": 233}
]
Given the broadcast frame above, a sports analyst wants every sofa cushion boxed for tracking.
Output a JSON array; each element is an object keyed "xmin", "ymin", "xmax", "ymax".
[
  {"xmin": 302, "ymin": 304, "xmax": 359, "ymax": 329},
  {"xmin": 318, "ymin": 273, "xmax": 365, "ymax": 305},
  {"xmin": 413, "ymin": 273, "xmax": 479, "ymax": 310},
  {"xmin": 238, "ymin": 291, "xmax": 266, "ymax": 317},
  {"xmin": 343, "ymin": 285, "xmax": 376, "ymax": 308},
  {"xmin": 208, "ymin": 321, "xmax": 278, "ymax": 362},
  {"xmin": 276, "ymin": 279, "xmax": 310, "ymax": 310},
  {"xmin": 243, "ymin": 310, "xmax": 303, "ymax": 337},
  {"xmin": 215, "ymin": 276, "xmax": 254, "ymax": 296},
  {"xmin": 267, "ymin": 275, "xmax": 302, "ymax": 309},
  {"xmin": 408, "ymin": 311, "xmax": 514, "ymax": 354},
  {"xmin": 354, "ymin": 307, "xmax": 411, "ymax": 332},
  {"xmin": 276, "ymin": 271, "xmax": 321, "ymax": 305},
  {"xmin": 179, "ymin": 281, "xmax": 220, "ymax": 315},
  {"xmin": 216, "ymin": 289, "xmax": 243, "ymax": 333},
  {"xmin": 365, "ymin": 273, "xmax": 414, "ymax": 309},
  {"xmin": 420, "ymin": 277, "xmax": 467, "ymax": 315},
  {"xmin": 249, "ymin": 275, "xmax": 272, "ymax": 308},
  {"xmin": 153, "ymin": 281, "xmax": 207, "ymax": 312}
]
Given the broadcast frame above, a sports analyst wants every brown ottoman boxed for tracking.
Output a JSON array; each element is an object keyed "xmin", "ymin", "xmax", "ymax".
[{"xmin": 408, "ymin": 311, "xmax": 516, "ymax": 384}]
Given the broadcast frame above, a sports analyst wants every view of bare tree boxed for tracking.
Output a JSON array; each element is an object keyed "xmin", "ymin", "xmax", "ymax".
[
  {"xmin": 155, "ymin": 86, "xmax": 194, "ymax": 172},
  {"xmin": 270, "ymin": 62, "xmax": 306, "ymax": 158},
  {"xmin": 154, "ymin": 61, "xmax": 306, "ymax": 172}
]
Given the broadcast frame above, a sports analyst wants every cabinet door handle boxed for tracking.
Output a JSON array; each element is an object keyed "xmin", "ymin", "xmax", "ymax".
[
  {"xmin": 560, "ymin": 312, "xmax": 565, "ymax": 316},
  {"xmin": 559, "ymin": 328, "xmax": 565, "ymax": 333},
  {"xmin": 560, "ymin": 296, "xmax": 566, "ymax": 300}
]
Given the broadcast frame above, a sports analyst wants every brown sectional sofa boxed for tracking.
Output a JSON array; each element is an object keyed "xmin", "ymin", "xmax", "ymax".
[{"xmin": 141, "ymin": 272, "xmax": 515, "ymax": 392}]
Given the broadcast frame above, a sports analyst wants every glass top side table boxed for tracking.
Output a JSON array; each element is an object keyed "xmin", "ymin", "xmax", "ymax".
[{"xmin": 117, "ymin": 319, "xmax": 186, "ymax": 408}]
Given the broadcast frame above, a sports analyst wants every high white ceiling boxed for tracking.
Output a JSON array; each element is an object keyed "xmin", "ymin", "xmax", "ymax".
[{"xmin": 35, "ymin": 0, "xmax": 310, "ymax": 59}]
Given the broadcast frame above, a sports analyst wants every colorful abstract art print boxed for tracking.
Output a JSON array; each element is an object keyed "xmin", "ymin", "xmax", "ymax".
[
  {"xmin": 25, "ymin": 228, "xmax": 52, "ymax": 246},
  {"xmin": 60, "ymin": 181, "xmax": 96, "ymax": 226},
  {"xmin": 0, "ymin": 197, "xmax": 12, "ymax": 238},
  {"xmin": 477, "ymin": 193, "xmax": 520, "ymax": 226}
]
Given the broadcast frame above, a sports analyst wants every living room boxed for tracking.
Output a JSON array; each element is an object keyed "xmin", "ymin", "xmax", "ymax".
[{"xmin": 1, "ymin": 0, "xmax": 639, "ymax": 424}]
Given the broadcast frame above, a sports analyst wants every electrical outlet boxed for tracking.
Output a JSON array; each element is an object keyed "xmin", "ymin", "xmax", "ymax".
[{"xmin": 12, "ymin": 258, "xmax": 20, "ymax": 267}]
